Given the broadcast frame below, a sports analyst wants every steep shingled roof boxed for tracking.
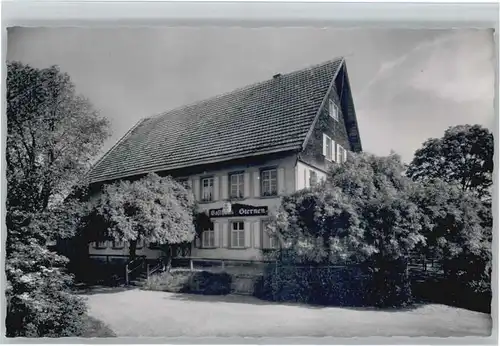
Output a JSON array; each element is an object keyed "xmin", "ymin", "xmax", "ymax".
[{"xmin": 88, "ymin": 57, "xmax": 345, "ymax": 183}]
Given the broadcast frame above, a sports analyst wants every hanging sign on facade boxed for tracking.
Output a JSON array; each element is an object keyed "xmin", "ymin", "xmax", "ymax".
[{"xmin": 209, "ymin": 203, "xmax": 268, "ymax": 218}]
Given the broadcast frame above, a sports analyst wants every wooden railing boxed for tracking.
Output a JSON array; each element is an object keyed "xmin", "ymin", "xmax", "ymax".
[
  {"xmin": 125, "ymin": 256, "xmax": 146, "ymax": 285},
  {"xmin": 147, "ymin": 258, "xmax": 165, "ymax": 278}
]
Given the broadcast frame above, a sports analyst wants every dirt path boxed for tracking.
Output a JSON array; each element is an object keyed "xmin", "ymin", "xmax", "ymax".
[{"xmin": 84, "ymin": 289, "xmax": 491, "ymax": 337}]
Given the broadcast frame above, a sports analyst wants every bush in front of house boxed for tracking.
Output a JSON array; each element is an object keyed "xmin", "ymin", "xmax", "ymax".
[
  {"xmin": 142, "ymin": 270, "xmax": 232, "ymax": 295},
  {"xmin": 259, "ymin": 153, "xmax": 427, "ymax": 308},
  {"xmin": 254, "ymin": 264, "xmax": 370, "ymax": 306}
]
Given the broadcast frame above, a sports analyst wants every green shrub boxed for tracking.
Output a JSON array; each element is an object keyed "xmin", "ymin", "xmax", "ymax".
[
  {"xmin": 254, "ymin": 264, "xmax": 371, "ymax": 306},
  {"xmin": 143, "ymin": 270, "xmax": 232, "ymax": 295}
]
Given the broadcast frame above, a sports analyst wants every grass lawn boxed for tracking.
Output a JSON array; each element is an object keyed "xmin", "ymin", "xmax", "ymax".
[{"xmin": 84, "ymin": 289, "xmax": 491, "ymax": 337}]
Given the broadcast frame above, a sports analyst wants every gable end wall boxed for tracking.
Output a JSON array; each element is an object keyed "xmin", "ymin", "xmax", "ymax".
[{"xmin": 298, "ymin": 82, "xmax": 351, "ymax": 172}]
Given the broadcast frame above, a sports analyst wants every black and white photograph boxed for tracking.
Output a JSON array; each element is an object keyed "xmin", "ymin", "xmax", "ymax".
[{"xmin": 4, "ymin": 24, "xmax": 495, "ymax": 339}]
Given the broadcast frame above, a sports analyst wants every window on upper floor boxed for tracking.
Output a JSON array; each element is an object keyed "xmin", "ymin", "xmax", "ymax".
[
  {"xmin": 337, "ymin": 144, "xmax": 348, "ymax": 163},
  {"xmin": 260, "ymin": 168, "xmax": 278, "ymax": 197},
  {"xmin": 201, "ymin": 177, "xmax": 214, "ymax": 202},
  {"xmin": 323, "ymin": 134, "xmax": 335, "ymax": 162},
  {"xmin": 202, "ymin": 222, "xmax": 215, "ymax": 248},
  {"xmin": 229, "ymin": 172, "xmax": 244, "ymax": 199},
  {"xmin": 310, "ymin": 170, "xmax": 318, "ymax": 187},
  {"xmin": 329, "ymin": 99, "xmax": 339, "ymax": 122}
]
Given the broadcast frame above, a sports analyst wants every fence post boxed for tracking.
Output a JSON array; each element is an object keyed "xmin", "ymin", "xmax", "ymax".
[
  {"xmin": 125, "ymin": 264, "xmax": 129, "ymax": 286},
  {"xmin": 147, "ymin": 264, "xmax": 150, "ymax": 278},
  {"xmin": 221, "ymin": 260, "xmax": 225, "ymax": 271},
  {"xmin": 190, "ymin": 259, "xmax": 194, "ymax": 271}
]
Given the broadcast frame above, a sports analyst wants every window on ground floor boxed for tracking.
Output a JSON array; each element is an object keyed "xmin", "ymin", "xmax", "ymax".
[
  {"xmin": 231, "ymin": 221, "xmax": 245, "ymax": 248},
  {"xmin": 112, "ymin": 240, "xmax": 125, "ymax": 249},
  {"xmin": 94, "ymin": 240, "xmax": 108, "ymax": 249}
]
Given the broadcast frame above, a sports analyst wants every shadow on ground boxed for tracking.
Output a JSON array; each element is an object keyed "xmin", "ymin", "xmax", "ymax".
[
  {"xmin": 75, "ymin": 285, "xmax": 137, "ymax": 296},
  {"xmin": 164, "ymin": 291, "xmax": 426, "ymax": 312}
]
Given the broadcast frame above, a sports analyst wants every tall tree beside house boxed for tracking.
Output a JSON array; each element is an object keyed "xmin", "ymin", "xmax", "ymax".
[
  {"xmin": 406, "ymin": 124, "xmax": 494, "ymax": 199},
  {"xmin": 5, "ymin": 62, "xmax": 110, "ymax": 337},
  {"xmin": 267, "ymin": 153, "xmax": 426, "ymax": 307},
  {"xmin": 92, "ymin": 173, "xmax": 197, "ymax": 269},
  {"xmin": 409, "ymin": 178, "xmax": 492, "ymax": 311}
]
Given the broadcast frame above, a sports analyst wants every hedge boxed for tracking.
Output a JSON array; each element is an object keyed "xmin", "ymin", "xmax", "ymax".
[{"xmin": 254, "ymin": 260, "xmax": 413, "ymax": 308}]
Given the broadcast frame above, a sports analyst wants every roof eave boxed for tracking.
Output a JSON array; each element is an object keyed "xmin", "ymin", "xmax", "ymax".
[{"xmin": 88, "ymin": 145, "xmax": 301, "ymax": 185}]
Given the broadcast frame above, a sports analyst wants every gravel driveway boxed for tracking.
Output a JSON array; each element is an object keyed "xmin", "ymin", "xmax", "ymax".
[{"xmin": 84, "ymin": 288, "xmax": 491, "ymax": 338}]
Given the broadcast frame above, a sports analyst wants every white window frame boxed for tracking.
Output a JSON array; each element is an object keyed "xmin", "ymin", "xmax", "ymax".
[
  {"xmin": 329, "ymin": 99, "xmax": 339, "ymax": 122},
  {"xmin": 229, "ymin": 172, "xmax": 245, "ymax": 199},
  {"xmin": 260, "ymin": 168, "xmax": 278, "ymax": 197},
  {"xmin": 324, "ymin": 134, "xmax": 334, "ymax": 161},
  {"xmin": 201, "ymin": 177, "xmax": 214, "ymax": 202},
  {"xmin": 337, "ymin": 144, "xmax": 345, "ymax": 163},
  {"xmin": 230, "ymin": 221, "xmax": 245, "ymax": 248},
  {"xmin": 202, "ymin": 222, "xmax": 215, "ymax": 248}
]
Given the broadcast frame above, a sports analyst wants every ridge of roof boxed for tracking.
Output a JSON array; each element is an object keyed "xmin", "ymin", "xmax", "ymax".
[{"xmin": 146, "ymin": 56, "xmax": 345, "ymax": 122}]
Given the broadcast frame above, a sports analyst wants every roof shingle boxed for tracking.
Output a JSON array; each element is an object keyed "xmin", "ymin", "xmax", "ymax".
[{"xmin": 88, "ymin": 57, "xmax": 344, "ymax": 183}]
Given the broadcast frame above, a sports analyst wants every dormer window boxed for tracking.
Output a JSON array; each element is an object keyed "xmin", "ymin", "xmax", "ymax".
[{"xmin": 329, "ymin": 100, "xmax": 339, "ymax": 122}]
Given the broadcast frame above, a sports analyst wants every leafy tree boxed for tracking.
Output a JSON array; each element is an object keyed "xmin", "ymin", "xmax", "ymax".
[
  {"xmin": 406, "ymin": 125, "xmax": 493, "ymax": 199},
  {"xmin": 6, "ymin": 62, "xmax": 110, "ymax": 337},
  {"xmin": 268, "ymin": 153, "xmax": 426, "ymax": 307},
  {"xmin": 410, "ymin": 179, "xmax": 492, "ymax": 293},
  {"xmin": 92, "ymin": 173, "xmax": 197, "ymax": 269},
  {"xmin": 273, "ymin": 153, "xmax": 425, "ymax": 263}
]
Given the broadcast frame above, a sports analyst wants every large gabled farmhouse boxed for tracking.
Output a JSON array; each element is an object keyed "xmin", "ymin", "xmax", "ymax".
[{"xmin": 85, "ymin": 56, "xmax": 362, "ymax": 263}]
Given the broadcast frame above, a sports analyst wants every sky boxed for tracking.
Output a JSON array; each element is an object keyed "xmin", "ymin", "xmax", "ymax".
[{"xmin": 7, "ymin": 27, "xmax": 496, "ymax": 163}]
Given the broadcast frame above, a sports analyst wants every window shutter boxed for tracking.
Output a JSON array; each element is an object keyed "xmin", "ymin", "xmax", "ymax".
[
  {"xmin": 262, "ymin": 225, "xmax": 270, "ymax": 249},
  {"xmin": 322, "ymin": 134, "xmax": 327, "ymax": 156},
  {"xmin": 195, "ymin": 236, "xmax": 201, "ymax": 248},
  {"xmin": 253, "ymin": 171, "xmax": 260, "ymax": 197},
  {"xmin": 244, "ymin": 172, "xmax": 250, "ymax": 198},
  {"xmin": 222, "ymin": 222, "xmax": 229, "ymax": 248},
  {"xmin": 277, "ymin": 168, "xmax": 285, "ymax": 195},
  {"xmin": 193, "ymin": 178, "xmax": 200, "ymax": 201},
  {"xmin": 244, "ymin": 222, "xmax": 251, "ymax": 248},
  {"xmin": 343, "ymin": 148, "xmax": 348, "ymax": 163},
  {"xmin": 213, "ymin": 223, "xmax": 220, "ymax": 248},
  {"xmin": 331, "ymin": 140, "xmax": 337, "ymax": 162},
  {"xmin": 213, "ymin": 176, "xmax": 219, "ymax": 201},
  {"xmin": 253, "ymin": 221, "xmax": 261, "ymax": 248},
  {"xmin": 221, "ymin": 175, "xmax": 228, "ymax": 200}
]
